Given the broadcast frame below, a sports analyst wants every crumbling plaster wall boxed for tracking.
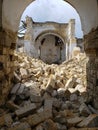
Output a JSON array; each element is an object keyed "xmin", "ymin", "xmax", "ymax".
[
  {"xmin": 32, "ymin": 22, "xmax": 67, "ymax": 42},
  {"xmin": 38, "ymin": 35, "xmax": 63, "ymax": 64},
  {"xmin": 24, "ymin": 18, "xmax": 75, "ymax": 62}
]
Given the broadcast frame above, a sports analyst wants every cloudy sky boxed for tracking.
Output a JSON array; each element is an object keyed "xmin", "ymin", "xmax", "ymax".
[{"xmin": 21, "ymin": 0, "xmax": 83, "ymax": 38}]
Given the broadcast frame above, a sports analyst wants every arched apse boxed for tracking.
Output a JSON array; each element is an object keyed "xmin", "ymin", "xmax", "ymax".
[
  {"xmin": 35, "ymin": 32, "xmax": 65, "ymax": 44},
  {"xmin": 20, "ymin": 0, "xmax": 83, "ymax": 38},
  {"xmin": 34, "ymin": 33, "xmax": 66, "ymax": 64}
]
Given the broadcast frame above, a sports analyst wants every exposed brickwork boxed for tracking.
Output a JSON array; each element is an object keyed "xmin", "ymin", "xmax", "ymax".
[
  {"xmin": 84, "ymin": 27, "xmax": 98, "ymax": 50},
  {"xmin": 0, "ymin": 31, "xmax": 17, "ymax": 105},
  {"xmin": 0, "ymin": 0, "xmax": 2, "ymax": 31},
  {"xmin": 84, "ymin": 27, "xmax": 98, "ymax": 108}
]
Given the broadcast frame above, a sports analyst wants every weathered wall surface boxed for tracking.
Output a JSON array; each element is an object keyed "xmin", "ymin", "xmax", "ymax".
[
  {"xmin": 2, "ymin": 0, "xmax": 32, "ymax": 32},
  {"xmin": 37, "ymin": 35, "xmax": 65, "ymax": 64},
  {"xmin": 31, "ymin": 22, "xmax": 67, "ymax": 42},
  {"xmin": 0, "ymin": 0, "xmax": 2, "ymax": 30},
  {"xmin": 0, "ymin": 31, "xmax": 17, "ymax": 105},
  {"xmin": 67, "ymin": 0, "xmax": 98, "ymax": 34},
  {"xmin": 84, "ymin": 27, "xmax": 98, "ymax": 108},
  {"xmin": 2, "ymin": 0, "xmax": 98, "ymax": 35},
  {"xmin": 24, "ymin": 18, "xmax": 75, "ymax": 63}
]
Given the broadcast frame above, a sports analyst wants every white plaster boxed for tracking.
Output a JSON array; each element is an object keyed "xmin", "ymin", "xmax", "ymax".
[{"xmin": 2, "ymin": 0, "xmax": 98, "ymax": 34}]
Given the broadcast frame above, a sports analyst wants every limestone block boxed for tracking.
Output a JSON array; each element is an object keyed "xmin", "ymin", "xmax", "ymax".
[
  {"xmin": 8, "ymin": 122, "xmax": 31, "ymax": 130},
  {"xmin": 61, "ymin": 109, "xmax": 74, "ymax": 118},
  {"xmin": 46, "ymin": 76, "xmax": 55, "ymax": 89},
  {"xmin": 77, "ymin": 114, "xmax": 98, "ymax": 127},
  {"xmin": 69, "ymin": 128, "xmax": 98, "ymax": 130},
  {"xmin": 14, "ymin": 72, "xmax": 21, "ymax": 82},
  {"xmin": 75, "ymin": 84, "xmax": 86, "ymax": 93},
  {"xmin": 52, "ymin": 90, "xmax": 58, "ymax": 97},
  {"xmin": 53, "ymin": 98, "xmax": 62, "ymax": 109},
  {"xmin": 0, "ymin": 114, "xmax": 13, "ymax": 127},
  {"xmin": 15, "ymin": 103, "xmax": 36, "ymax": 118},
  {"xmin": 67, "ymin": 116, "xmax": 83, "ymax": 127},
  {"xmin": 43, "ymin": 119, "xmax": 58, "ymax": 130},
  {"xmin": 54, "ymin": 115, "xmax": 67, "ymax": 124},
  {"xmin": 37, "ymin": 107, "xmax": 44, "ymax": 113},
  {"xmin": 79, "ymin": 103, "xmax": 91, "ymax": 117},
  {"xmin": 27, "ymin": 110, "xmax": 52, "ymax": 126},
  {"xmin": 36, "ymin": 124, "xmax": 43, "ymax": 130},
  {"xmin": 30, "ymin": 94, "xmax": 42, "ymax": 103},
  {"xmin": 44, "ymin": 98, "xmax": 53, "ymax": 113},
  {"xmin": 56, "ymin": 80, "xmax": 65, "ymax": 88},
  {"xmin": 57, "ymin": 88, "xmax": 66, "ymax": 97},
  {"xmin": 42, "ymin": 92, "xmax": 52, "ymax": 100},
  {"xmin": 6, "ymin": 101, "xmax": 20, "ymax": 111},
  {"xmin": 70, "ymin": 93, "xmax": 78, "ymax": 102},
  {"xmin": 65, "ymin": 77, "xmax": 76, "ymax": 89},
  {"xmin": 10, "ymin": 83, "xmax": 21, "ymax": 94},
  {"xmin": 56, "ymin": 123, "xmax": 67, "ymax": 130},
  {"xmin": 20, "ymin": 68, "xmax": 28, "ymax": 78},
  {"xmin": 17, "ymin": 84, "xmax": 25, "ymax": 94}
]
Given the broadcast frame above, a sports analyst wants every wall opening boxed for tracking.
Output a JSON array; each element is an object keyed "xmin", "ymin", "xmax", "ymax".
[
  {"xmin": 17, "ymin": 0, "xmax": 84, "ymax": 63},
  {"xmin": 36, "ymin": 34, "xmax": 65, "ymax": 64}
]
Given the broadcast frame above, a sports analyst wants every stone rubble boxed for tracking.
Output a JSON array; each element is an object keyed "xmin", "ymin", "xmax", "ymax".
[{"xmin": 0, "ymin": 51, "xmax": 98, "ymax": 130}]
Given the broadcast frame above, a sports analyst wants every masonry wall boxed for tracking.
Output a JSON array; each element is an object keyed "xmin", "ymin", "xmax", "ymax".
[
  {"xmin": 37, "ymin": 35, "xmax": 66, "ymax": 64},
  {"xmin": 24, "ymin": 18, "xmax": 76, "ymax": 63},
  {"xmin": 0, "ymin": 0, "xmax": 2, "ymax": 30},
  {"xmin": 0, "ymin": 30, "xmax": 17, "ymax": 105},
  {"xmin": 84, "ymin": 27, "xmax": 98, "ymax": 108}
]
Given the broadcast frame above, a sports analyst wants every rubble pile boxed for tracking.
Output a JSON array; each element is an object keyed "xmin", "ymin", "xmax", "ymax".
[{"xmin": 0, "ymin": 52, "xmax": 98, "ymax": 130}]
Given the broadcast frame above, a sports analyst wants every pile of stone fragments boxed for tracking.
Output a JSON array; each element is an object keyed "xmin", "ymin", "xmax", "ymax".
[{"xmin": 1, "ymin": 52, "xmax": 98, "ymax": 130}]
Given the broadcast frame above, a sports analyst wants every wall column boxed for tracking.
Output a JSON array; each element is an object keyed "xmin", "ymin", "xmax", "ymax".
[
  {"xmin": 0, "ymin": 0, "xmax": 3, "ymax": 31},
  {"xmin": 0, "ymin": 29, "xmax": 17, "ymax": 106},
  {"xmin": 84, "ymin": 27, "xmax": 98, "ymax": 108}
]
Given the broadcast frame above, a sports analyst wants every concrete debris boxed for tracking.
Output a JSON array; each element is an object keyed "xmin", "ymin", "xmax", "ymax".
[{"xmin": 0, "ymin": 52, "xmax": 98, "ymax": 129}]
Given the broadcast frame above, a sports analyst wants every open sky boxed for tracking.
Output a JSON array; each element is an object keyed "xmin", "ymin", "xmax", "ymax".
[{"xmin": 21, "ymin": 0, "xmax": 83, "ymax": 38}]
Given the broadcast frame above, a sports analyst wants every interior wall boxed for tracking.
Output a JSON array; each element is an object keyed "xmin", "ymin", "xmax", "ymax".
[
  {"xmin": 0, "ymin": 0, "xmax": 2, "ymax": 30},
  {"xmin": 39, "ymin": 35, "xmax": 65, "ymax": 64},
  {"xmin": 66, "ymin": 0, "xmax": 98, "ymax": 34},
  {"xmin": 2, "ymin": 0, "xmax": 98, "ymax": 34},
  {"xmin": 2, "ymin": 0, "xmax": 32, "ymax": 32}
]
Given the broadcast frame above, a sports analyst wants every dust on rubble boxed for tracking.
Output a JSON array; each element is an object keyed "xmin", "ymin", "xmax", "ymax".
[{"xmin": 1, "ymin": 52, "xmax": 98, "ymax": 130}]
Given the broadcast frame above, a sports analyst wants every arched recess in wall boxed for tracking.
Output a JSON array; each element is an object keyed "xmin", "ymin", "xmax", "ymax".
[
  {"xmin": 35, "ymin": 32, "xmax": 65, "ymax": 44},
  {"xmin": 18, "ymin": 0, "xmax": 83, "ymax": 39},
  {"xmin": 35, "ymin": 32, "xmax": 66, "ymax": 64}
]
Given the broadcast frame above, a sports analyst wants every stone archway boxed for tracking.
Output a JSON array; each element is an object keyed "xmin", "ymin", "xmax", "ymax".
[
  {"xmin": 36, "ymin": 33, "xmax": 66, "ymax": 64},
  {"xmin": 2, "ymin": 0, "xmax": 98, "ymax": 34}
]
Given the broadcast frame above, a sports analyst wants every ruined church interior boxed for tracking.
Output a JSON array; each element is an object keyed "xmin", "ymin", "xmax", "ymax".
[{"xmin": 0, "ymin": 0, "xmax": 98, "ymax": 129}]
